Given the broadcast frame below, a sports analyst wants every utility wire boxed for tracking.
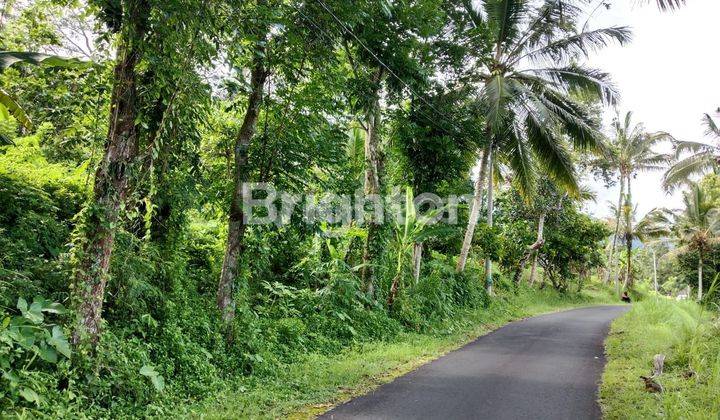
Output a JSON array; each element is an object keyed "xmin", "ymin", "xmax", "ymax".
[
  {"xmin": 313, "ymin": 0, "xmax": 474, "ymax": 137},
  {"xmin": 290, "ymin": 1, "xmax": 465, "ymax": 138}
]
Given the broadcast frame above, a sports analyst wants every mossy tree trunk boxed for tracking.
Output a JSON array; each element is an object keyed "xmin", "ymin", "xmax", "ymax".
[
  {"xmin": 72, "ymin": 0, "xmax": 149, "ymax": 347},
  {"xmin": 360, "ymin": 67, "xmax": 385, "ymax": 295},
  {"xmin": 217, "ymin": 40, "xmax": 269, "ymax": 323}
]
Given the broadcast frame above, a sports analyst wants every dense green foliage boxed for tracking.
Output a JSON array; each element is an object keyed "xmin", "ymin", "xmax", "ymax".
[
  {"xmin": 601, "ymin": 297, "xmax": 720, "ymax": 419},
  {"xmin": 1, "ymin": 0, "xmax": 699, "ymax": 417}
]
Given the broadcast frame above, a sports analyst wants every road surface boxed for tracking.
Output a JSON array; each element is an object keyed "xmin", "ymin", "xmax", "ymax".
[{"xmin": 320, "ymin": 305, "xmax": 628, "ymax": 420}]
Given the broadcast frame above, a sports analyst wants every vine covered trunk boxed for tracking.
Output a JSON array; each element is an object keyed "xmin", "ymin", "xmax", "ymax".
[
  {"xmin": 528, "ymin": 213, "xmax": 546, "ymax": 285},
  {"xmin": 360, "ymin": 67, "xmax": 385, "ymax": 295},
  {"xmin": 217, "ymin": 41, "xmax": 268, "ymax": 323},
  {"xmin": 72, "ymin": 0, "xmax": 149, "ymax": 346}
]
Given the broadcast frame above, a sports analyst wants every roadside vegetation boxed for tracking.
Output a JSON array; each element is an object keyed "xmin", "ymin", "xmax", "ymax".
[
  {"xmin": 601, "ymin": 296, "xmax": 720, "ymax": 419},
  {"xmin": 0, "ymin": 0, "xmax": 716, "ymax": 418},
  {"xmin": 192, "ymin": 284, "xmax": 618, "ymax": 419}
]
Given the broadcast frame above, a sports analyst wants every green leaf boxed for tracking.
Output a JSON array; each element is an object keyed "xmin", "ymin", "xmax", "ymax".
[
  {"xmin": 2, "ymin": 370, "xmax": 20, "ymax": 385},
  {"xmin": 37, "ymin": 344, "xmax": 58, "ymax": 363},
  {"xmin": 48, "ymin": 326, "xmax": 71, "ymax": 359},
  {"xmin": 24, "ymin": 301, "xmax": 44, "ymax": 324},
  {"xmin": 139, "ymin": 365, "xmax": 157, "ymax": 376},
  {"xmin": 0, "ymin": 51, "xmax": 90, "ymax": 71},
  {"xmin": 0, "ymin": 87, "xmax": 33, "ymax": 130},
  {"xmin": 139, "ymin": 365, "xmax": 165, "ymax": 391},
  {"xmin": 0, "ymin": 102, "xmax": 9, "ymax": 120},
  {"xmin": 19, "ymin": 388, "xmax": 41, "ymax": 404},
  {"xmin": 42, "ymin": 302, "xmax": 67, "ymax": 314},
  {"xmin": 16, "ymin": 297, "xmax": 28, "ymax": 313},
  {"xmin": 150, "ymin": 374, "xmax": 165, "ymax": 391}
]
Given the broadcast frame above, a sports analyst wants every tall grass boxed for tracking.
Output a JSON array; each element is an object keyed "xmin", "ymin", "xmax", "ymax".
[{"xmin": 600, "ymin": 297, "xmax": 720, "ymax": 419}]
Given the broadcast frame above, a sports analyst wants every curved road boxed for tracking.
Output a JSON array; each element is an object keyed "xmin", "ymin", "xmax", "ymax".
[{"xmin": 320, "ymin": 305, "xmax": 628, "ymax": 420}]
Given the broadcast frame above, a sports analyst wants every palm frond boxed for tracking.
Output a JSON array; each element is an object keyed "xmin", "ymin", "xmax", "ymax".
[
  {"xmin": 635, "ymin": 208, "xmax": 673, "ymax": 241},
  {"xmin": 519, "ymin": 26, "xmax": 632, "ymax": 64},
  {"xmin": 484, "ymin": 0, "xmax": 528, "ymax": 46},
  {"xmin": 578, "ymin": 184, "xmax": 597, "ymax": 202},
  {"xmin": 663, "ymin": 153, "xmax": 717, "ymax": 191},
  {"xmin": 534, "ymin": 87, "xmax": 607, "ymax": 152},
  {"xmin": 702, "ymin": 113, "xmax": 720, "ymax": 139},
  {"xmin": 509, "ymin": 0, "xmax": 584, "ymax": 57},
  {"xmin": 651, "ymin": 0, "xmax": 685, "ymax": 11},
  {"xmin": 502, "ymin": 124, "xmax": 537, "ymax": 197},
  {"xmin": 528, "ymin": 64, "xmax": 619, "ymax": 105},
  {"xmin": 481, "ymin": 74, "xmax": 513, "ymax": 132},
  {"xmin": 524, "ymin": 107, "xmax": 579, "ymax": 194},
  {"xmin": 672, "ymin": 140, "xmax": 715, "ymax": 157},
  {"xmin": 635, "ymin": 152, "xmax": 673, "ymax": 170}
]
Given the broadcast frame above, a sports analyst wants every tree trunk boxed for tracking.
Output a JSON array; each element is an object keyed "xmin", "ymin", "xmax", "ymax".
[
  {"xmin": 698, "ymin": 251, "xmax": 703, "ymax": 301},
  {"xmin": 412, "ymin": 242, "xmax": 423, "ymax": 283},
  {"xmin": 514, "ymin": 213, "xmax": 545, "ymax": 285},
  {"xmin": 217, "ymin": 42, "xmax": 268, "ymax": 323},
  {"xmin": 72, "ymin": 1, "xmax": 148, "ymax": 347},
  {"xmin": 456, "ymin": 147, "xmax": 490, "ymax": 272},
  {"xmin": 528, "ymin": 213, "xmax": 546, "ymax": 285},
  {"xmin": 360, "ymin": 67, "xmax": 385, "ymax": 295},
  {"xmin": 605, "ymin": 173, "xmax": 625, "ymax": 284},
  {"xmin": 652, "ymin": 248, "xmax": 658, "ymax": 294},
  {"xmin": 625, "ymin": 177, "xmax": 633, "ymax": 288},
  {"xmin": 484, "ymin": 147, "xmax": 494, "ymax": 294}
]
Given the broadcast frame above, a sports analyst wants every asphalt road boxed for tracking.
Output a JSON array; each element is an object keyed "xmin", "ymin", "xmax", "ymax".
[{"xmin": 319, "ymin": 305, "xmax": 628, "ymax": 420}]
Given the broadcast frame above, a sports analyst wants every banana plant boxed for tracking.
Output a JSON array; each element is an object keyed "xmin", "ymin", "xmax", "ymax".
[
  {"xmin": 387, "ymin": 187, "xmax": 447, "ymax": 307},
  {"xmin": 0, "ymin": 51, "xmax": 90, "ymax": 132},
  {"xmin": 0, "ymin": 87, "xmax": 32, "ymax": 133}
]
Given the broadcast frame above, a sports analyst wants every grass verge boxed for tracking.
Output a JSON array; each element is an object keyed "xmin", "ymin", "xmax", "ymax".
[
  {"xmin": 183, "ymin": 284, "xmax": 618, "ymax": 419},
  {"xmin": 600, "ymin": 298, "xmax": 720, "ymax": 419}
]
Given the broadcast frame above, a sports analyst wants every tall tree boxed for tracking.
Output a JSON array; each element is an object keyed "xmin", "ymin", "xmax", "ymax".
[
  {"xmin": 602, "ymin": 112, "xmax": 672, "ymax": 288},
  {"xmin": 323, "ymin": 0, "xmax": 443, "ymax": 296},
  {"xmin": 607, "ymin": 204, "xmax": 672, "ymax": 291},
  {"xmin": 72, "ymin": 0, "xmax": 150, "ymax": 346},
  {"xmin": 673, "ymin": 183, "xmax": 720, "ymax": 301},
  {"xmin": 663, "ymin": 113, "xmax": 720, "ymax": 190},
  {"xmin": 454, "ymin": 0, "xmax": 628, "ymax": 293},
  {"xmin": 215, "ymin": 0, "xmax": 344, "ymax": 321},
  {"xmin": 72, "ymin": 0, "xmax": 223, "ymax": 345},
  {"xmin": 217, "ymin": 0, "xmax": 271, "ymax": 322},
  {"xmin": 394, "ymin": 87, "xmax": 479, "ymax": 280}
]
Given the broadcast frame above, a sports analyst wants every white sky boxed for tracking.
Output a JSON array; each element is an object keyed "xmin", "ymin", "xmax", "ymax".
[{"xmin": 582, "ymin": 0, "xmax": 720, "ymax": 219}]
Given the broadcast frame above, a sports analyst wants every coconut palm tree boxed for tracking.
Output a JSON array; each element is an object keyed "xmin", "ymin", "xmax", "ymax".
[
  {"xmin": 634, "ymin": 208, "xmax": 673, "ymax": 293},
  {"xmin": 454, "ymin": 0, "xmax": 630, "ymax": 293},
  {"xmin": 606, "ymin": 204, "xmax": 671, "ymax": 293},
  {"xmin": 663, "ymin": 113, "xmax": 720, "ymax": 190},
  {"xmin": 672, "ymin": 183, "xmax": 720, "ymax": 301},
  {"xmin": 602, "ymin": 112, "xmax": 672, "ymax": 288}
]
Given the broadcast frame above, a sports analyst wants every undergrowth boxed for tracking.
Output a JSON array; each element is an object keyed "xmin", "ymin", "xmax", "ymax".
[
  {"xmin": 184, "ymin": 284, "xmax": 619, "ymax": 419},
  {"xmin": 600, "ymin": 298, "xmax": 720, "ymax": 419}
]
